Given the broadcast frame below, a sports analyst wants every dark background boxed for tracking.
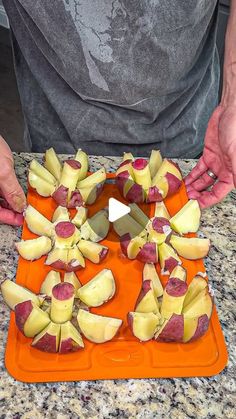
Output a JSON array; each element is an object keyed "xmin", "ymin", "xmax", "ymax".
[{"xmin": 0, "ymin": 1, "xmax": 231, "ymax": 152}]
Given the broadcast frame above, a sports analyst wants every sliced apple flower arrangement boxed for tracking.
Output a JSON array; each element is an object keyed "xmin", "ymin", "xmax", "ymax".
[
  {"xmin": 114, "ymin": 199, "xmax": 210, "ymax": 272},
  {"xmin": 15, "ymin": 204, "xmax": 110, "ymax": 270},
  {"xmin": 116, "ymin": 150, "xmax": 182, "ymax": 203},
  {"xmin": 128, "ymin": 264, "xmax": 213, "ymax": 343},
  {"xmin": 28, "ymin": 148, "xmax": 106, "ymax": 208},
  {"xmin": 1, "ymin": 269, "xmax": 122, "ymax": 353}
]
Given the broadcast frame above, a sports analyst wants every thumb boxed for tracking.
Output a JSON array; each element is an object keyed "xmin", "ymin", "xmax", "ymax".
[{"xmin": 0, "ymin": 157, "xmax": 26, "ymax": 213}]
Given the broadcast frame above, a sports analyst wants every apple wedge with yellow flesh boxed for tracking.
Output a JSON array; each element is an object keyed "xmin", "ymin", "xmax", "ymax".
[
  {"xmin": 182, "ymin": 288, "xmax": 213, "ymax": 319},
  {"xmin": 183, "ymin": 314, "xmax": 210, "ymax": 343},
  {"xmin": 77, "ymin": 168, "xmax": 106, "ymax": 188},
  {"xmin": 77, "ymin": 309, "xmax": 122, "ymax": 343},
  {"xmin": 113, "ymin": 214, "xmax": 146, "ymax": 239},
  {"xmin": 28, "ymin": 171, "xmax": 56, "ymax": 197},
  {"xmin": 77, "ymin": 269, "xmax": 115, "ymax": 307},
  {"xmin": 75, "ymin": 149, "xmax": 89, "ymax": 181},
  {"xmin": 67, "ymin": 246, "xmax": 85, "ymax": 271},
  {"xmin": 116, "ymin": 159, "xmax": 134, "ymax": 177},
  {"xmin": 147, "ymin": 217, "xmax": 172, "ymax": 245},
  {"xmin": 52, "ymin": 206, "xmax": 70, "ymax": 223},
  {"xmin": 40, "ymin": 270, "xmax": 61, "ymax": 297},
  {"xmin": 53, "ymin": 221, "xmax": 79, "ymax": 248},
  {"xmin": 32, "ymin": 322, "xmax": 60, "ymax": 353},
  {"xmin": 135, "ymin": 280, "xmax": 160, "ymax": 314},
  {"xmin": 183, "ymin": 275, "xmax": 208, "ymax": 308},
  {"xmin": 120, "ymin": 234, "xmax": 147, "ymax": 260},
  {"xmin": 170, "ymin": 265, "xmax": 187, "ymax": 282},
  {"xmin": 80, "ymin": 209, "xmax": 109, "ymax": 242},
  {"xmin": 128, "ymin": 312, "xmax": 160, "ymax": 341},
  {"xmin": 16, "ymin": 236, "xmax": 52, "ymax": 261},
  {"xmin": 155, "ymin": 314, "xmax": 184, "ymax": 342},
  {"xmin": 170, "ymin": 199, "xmax": 201, "ymax": 234},
  {"xmin": 123, "ymin": 152, "xmax": 134, "ymax": 161},
  {"xmin": 79, "ymin": 181, "xmax": 105, "ymax": 205},
  {"xmin": 45, "ymin": 247, "xmax": 68, "ymax": 270},
  {"xmin": 152, "ymin": 159, "xmax": 182, "ymax": 196},
  {"xmin": 64, "ymin": 272, "xmax": 81, "ymax": 293},
  {"xmin": 1, "ymin": 279, "xmax": 42, "ymax": 309},
  {"xmin": 59, "ymin": 321, "xmax": 84, "ymax": 353},
  {"xmin": 154, "ymin": 201, "xmax": 170, "ymax": 220},
  {"xmin": 136, "ymin": 241, "xmax": 159, "ymax": 264},
  {"xmin": 159, "ymin": 242, "xmax": 182, "ymax": 275},
  {"xmin": 71, "ymin": 207, "xmax": 88, "ymax": 227},
  {"xmin": 131, "ymin": 158, "xmax": 152, "ymax": 189},
  {"xmin": 15, "ymin": 300, "xmax": 50, "ymax": 338},
  {"xmin": 59, "ymin": 160, "xmax": 82, "ymax": 194},
  {"xmin": 24, "ymin": 205, "xmax": 53, "ymax": 237},
  {"xmin": 50, "ymin": 282, "xmax": 75, "ymax": 323},
  {"xmin": 44, "ymin": 147, "xmax": 62, "ymax": 181},
  {"xmin": 161, "ymin": 277, "xmax": 188, "ymax": 319},
  {"xmin": 170, "ymin": 236, "xmax": 210, "ymax": 260},
  {"xmin": 149, "ymin": 149, "xmax": 163, "ymax": 178},
  {"xmin": 30, "ymin": 159, "xmax": 57, "ymax": 186},
  {"xmin": 128, "ymin": 203, "xmax": 149, "ymax": 227},
  {"xmin": 150, "ymin": 176, "xmax": 168, "ymax": 200},
  {"xmin": 78, "ymin": 240, "xmax": 109, "ymax": 264},
  {"xmin": 143, "ymin": 263, "xmax": 163, "ymax": 298}
]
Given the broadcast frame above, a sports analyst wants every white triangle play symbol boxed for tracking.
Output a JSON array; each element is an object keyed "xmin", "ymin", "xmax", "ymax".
[{"xmin": 108, "ymin": 198, "xmax": 130, "ymax": 222}]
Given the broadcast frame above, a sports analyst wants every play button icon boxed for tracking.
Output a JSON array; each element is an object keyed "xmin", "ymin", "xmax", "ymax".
[{"xmin": 108, "ymin": 198, "xmax": 131, "ymax": 222}]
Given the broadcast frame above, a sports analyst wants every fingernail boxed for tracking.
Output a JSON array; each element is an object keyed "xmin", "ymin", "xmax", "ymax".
[{"xmin": 13, "ymin": 196, "xmax": 27, "ymax": 213}]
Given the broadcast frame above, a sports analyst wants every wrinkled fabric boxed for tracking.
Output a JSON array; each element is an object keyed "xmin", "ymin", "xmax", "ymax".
[{"xmin": 3, "ymin": 0, "xmax": 220, "ymax": 157}]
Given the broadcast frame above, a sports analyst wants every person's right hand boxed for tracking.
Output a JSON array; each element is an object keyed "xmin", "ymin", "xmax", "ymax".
[{"xmin": 0, "ymin": 136, "xmax": 26, "ymax": 226}]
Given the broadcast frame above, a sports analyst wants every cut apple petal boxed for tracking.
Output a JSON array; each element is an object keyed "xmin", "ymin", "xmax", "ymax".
[
  {"xmin": 80, "ymin": 209, "xmax": 109, "ymax": 242},
  {"xmin": 50, "ymin": 282, "xmax": 75, "ymax": 323},
  {"xmin": 75, "ymin": 149, "xmax": 89, "ymax": 182},
  {"xmin": 128, "ymin": 203, "xmax": 149, "ymax": 227},
  {"xmin": 149, "ymin": 149, "xmax": 163, "ymax": 178},
  {"xmin": 132, "ymin": 158, "xmax": 152, "ymax": 189},
  {"xmin": 154, "ymin": 159, "xmax": 182, "ymax": 181},
  {"xmin": 170, "ymin": 236, "xmax": 210, "ymax": 260},
  {"xmin": 120, "ymin": 234, "xmax": 146, "ymax": 260},
  {"xmin": 71, "ymin": 207, "xmax": 88, "ymax": 227},
  {"xmin": 151, "ymin": 175, "xmax": 168, "ymax": 199},
  {"xmin": 143, "ymin": 263, "xmax": 163, "ymax": 297},
  {"xmin": 31, "ymin": 322, "xmax": 60, "ymax": 353},
  {"xmin": 147, "ymin": 217, "xmax": 172, "ymax": 245},
  {"xmin": 59, "ymin": 321, "xmax": 84, "ymax": 353},
  {"xmin": 170, "ymin": 265, "xmax": 187, "ymax": 282},
  {"xmin": 67, "ymin": 190, "xmax": 84, "ymax": 208},
  {"xmin": 182, "ymin": 288, "xmax": 213, "ymax": 319},
  {"xmin": 60, "ymin": 159, "xmax": 82, "ymax": 195},
  {"xmin": 53, "ymin": 221, "xmax": 79, "ymax": 248},
  {"xmin": 170, "ymin": 199, "xmax": 201, "ymax": 234},
  {"xmin": 52, "ymin": 206, "xmax": 70, "ymax": 223},
  {"xmin": 16, "ymin": 236, "xmax": 52, "ymax": 261},
  {"xmin": 161, "ymin": 277, "xmax": 188, "ymax": 319},
  {"xmin": 116, "ymin": 160, "xmax": 134, "ymax": 177},
  {"xmin": 155, "ymin": 314, "xmax": 184, "ymax": 342},
  {"xmin": 159, "ymin": 242, "xmax": 181, "ymax": 275},
  {"xmin": 165, "ymin": 173, "xmax": 182, "ymax": 196},
  {"xmin": 136, "ymin": 242, "xmax": 158, "ymax": 264},
  {"xmin": 77, "ymin": 309, "xmax": 122, "ymax": 343},
  {"xmin": 1, "ymin": 279, "xmax": 41, "ymax": 309},
  {"xmin": 30, "ymin": 159, "xmax": 57, "ymax": 185},
  {"xmin": 135, "ymin": 280, "xmax": 160, "ymax": 314},
  {"xmin": 79, "ymin": 181, "xmax": 104, "ymax": 205},
  {"xmin": 183, "ymin": 275, "xmax": 208, "ymax": 308},
  {"xmin": 183, "ymin": 314, "xmax": 209, "ymax": 343},
  {"xmin": 78, "ymin": 240, "xmax": 109, "ymax": 264},
  {"xmin": 154, "ymin": 201, "xmax": 170, "ymax": 219},
  {"xmin": 52, "ymin": 185, "xmax": 69, "ymax": 207},
  {"xmin": 44, "ymin": 147, "xmax": 62, "ymax": 181},
  {"xmin": 122, "ymin": 152, "xmax": 134, "ymax": 162},
  {"xmin": 67, "ymin": 246, "xmax": 85, "ymax": 271},
  {"xmin": 113, "ymin": 213, "xmax": 145, "ymax": 239},
  {"xmin": 146, "ymin": 185, "xmax": 163, "ymax": 203},
  {"xmin": 77, "ymin": 269, "xmax": 115, "ymax": 307},
  {"xmin": 24, "ymin": 205, "xmax": 53, "ymax": 237},
  {"xmin": 64, "ymin": 272, "xmax": 81, "ymax": 292},
  {"xmin": 77, "ymin": 168, "xmax": 106, "ymax": 188},
  {"xmin": 128, "ymin": 312, "xmax": 160, "ymax": 341},
  {"xmin": 28, "ymin": 170, "xmax": 56, "ymax": 197},
  {"xmin": 15, "ymin": 300, "xmax": 50, "ymax": 337},
  {"xmin": 45, "ymin": 247, "xmax": 68, "ymax": 270},
  {"xmin": 125, "ymin": 181, "xmax": 145, "ymax": 204},
  {"xmin": 40, "ymin": 270, "xmax": 61, "ymax": 297}
]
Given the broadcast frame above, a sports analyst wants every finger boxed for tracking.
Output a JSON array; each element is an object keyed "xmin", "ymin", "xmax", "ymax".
[
  {"xmin": 187, "ymin": 172, "xmax": 216, "ymax": 192},
  {"xmin": 195, "ymin": 181, "xmax": 233, "ymax": 209},
  {"xmin": 0, "ymin": 206, "xmax": 24, "ymax": 226},
  {"xmin": 184, "ymin": 156, "xmax": 208, "ymax": 186},
  {"xmin": 0, "ymin": 158, "xmax": 26, "ymax": 212}
]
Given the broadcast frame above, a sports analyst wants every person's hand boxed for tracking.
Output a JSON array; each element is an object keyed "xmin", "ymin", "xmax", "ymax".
[
  {"xmin": 0, "ymin": 136, "xmax": 26, "ymax": 225},
  {"xmin": 185, "ymin": 105, "xmax": 236, "ymax": 208}
]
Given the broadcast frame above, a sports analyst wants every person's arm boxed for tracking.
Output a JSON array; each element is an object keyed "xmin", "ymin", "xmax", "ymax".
[
  {"xmin": 0, "ymin": 136, "xmax": 26, "ymax": 225},
  {"xmin": 185, "ymin": 1, "xmax": 236, "ymax": 208}
]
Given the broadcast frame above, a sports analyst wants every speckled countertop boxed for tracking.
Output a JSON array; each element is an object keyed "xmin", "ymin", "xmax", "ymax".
[{"xmin": 0, "ymin": 153, "xmax": 235, "ymax": 419}]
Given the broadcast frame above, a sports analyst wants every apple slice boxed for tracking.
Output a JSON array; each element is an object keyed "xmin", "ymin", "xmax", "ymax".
[
  {"xmin": 123, "ymin": 152, "xmax": 134, "ymax": 161},
  {"xmin": 45, "ymin": 247, "xmax": 68, "ymax": 270},
  {"xmin": 120, "ymin": 234, "xmax": 147, "ymax": 260},
  {"xmin": 128, "ymin": 203, "xmax": 149, "ymax": 227},
  {"xmin": 32, "ymin": 322, "xmax": 60, "ymax": 353},
  {"xmin": 71, "ymin": 207, "xmax": 88, "ymax": 227},
  {"xmin": 60, "ymin": 160, "xmax": 82, "ymax": 193},
  {"xmin": 147, "ymin": 217, "xmax": 172, "ymax": 245},
  {"xmin": 52, "ymin": 206, "xmax": 70, "ymax": 223},
  {"xmin": 155, "ymin": 314, "xmax": 184, "ymax": 342},
  {"xmin": 158, "ymin": 242, "xmax": 182, "ymax": 275},
  {"xmin": 170, "ymin": 236, "xmax": 210, "ymax": 259},
  {"xmin": 1, "ymin": 279, "xmax": 41, "ymax": 309},
  {"xmin": 78, "ymin": 240, "xmax": 108, "ymax": 264},
  {"xmin": 160, "ymin": 277, "xmax": 188, "ymax": 319},
  {"xmin": 77, "ymin": 168, "xmax": 106, "ymax": 188},
  {"xmin": 154, "ymin": 201, "xmax": 170, "ymax": 219},
  {"xmin": 44, "ymin": 147, "xmax": 62, "ymax": 181},
  {"xmin": 116, "ymin": 159, "xmax": 134, "ymax": 177},
  {"xmin": 182, "ymin": 288, "xmax": 213, "ymax": 319},
  {"xmin": 30, "ymin": 159, "xmax": 57, "ymax": 185},
  {"xmin": 170, "ymin": 200, "xmax": 201, "ymax": 234},
  {"xmin": 79, "ymin": 181, "xmax": 104, "ymax": 205},
  {"xmin": 80, "ymin": 209, "xmax": 109, "ymax": 242},
  {"xmin": 132, "ymin": 158, "xmax": 152, "ymax": 189},
  {"xmin": 128, "ymin": 312, "xmax": 160, "ymax": 341},
  {"xmin": 77, "ymin": 309, "xmax": 122, "ymax": 343},
  {"xmin": 136, "ymin": 241, "xmax": 159, "ymax": 264},
  {"xmin": 24, "ymin": 205, "xmax": 53, "ymax": 237},
  {"xmin": 149, "ymin": 149, "xmax": 163, "ymax": 178},
  {"xmin": 28, "ymin": 171, "xmax": 56, "ymax": 197},
  {"xmin": 183, "ymin": 275, "xmax": 208, "ymax": 308},
  {"xmin": 150, "ymin": 175, "xmax": 168, "ymax": 199},
  {"xmin": 15, "ymin": 300, "xmax": 50, "ymax": 337},
  {"xmin": 67, "ymin": 246, "xmax": 85, "ymax": 271},
  {"xmin": 170, "ymin": 265, "xmax": 187, "ymax": 282},
  {"xmin": 64, "ymin": 272, "xmax": 81, "ymax": 292},
  {"xmin": 154, "ymin": 159, "xmax": 182, "ymax": 181},
  {"xmin": 16, "ymin": 236, "xmax": 52, "ymax": 261},
  {"xmin": 143, "ymin": 263, "xmax": 163, "ymax": 297},
  {"xmin": 53, "ymin": 221, "xmax": 79, "ymax": 248},
  {"xmin": 135, "ymin": 280, "xmax": 160, "ymax": 314},
  {"xmin": 50, "ymin": 282, "xmax": 75, "ymax": 323},
  {"xmin": 75, "ymin": 149, "xmax": 89, "ymax": 181},
  {"xmin": 77, "ymin": 269, "xmax": 115, "ymax": 307},
  {"xmin": 40, "ymin": 271, "xmax": 61, "ymax": 297},
  {"xmin": 183, "ymin": 314, "xmax": 210, "ymax": 343},
  {"xmin": 113, "ymin": 214, "xmax": 145, "ymax": 239},
  {"xmin": 59, "ymin": 321, "xmax": 84, "ymax": 353}
]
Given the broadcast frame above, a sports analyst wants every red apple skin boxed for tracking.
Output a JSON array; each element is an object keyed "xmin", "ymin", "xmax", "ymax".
[
  {"xmin": 66, "ymin": 260, "xmax": 84, "ymax": 272},
  {"xmin": 165, "ymin": 277, "xmax": 188, "ymax": 297},
  {"xmin": 189, "ymin": 314, "xmax": 209, "ymax": 342},
  {"xmin": 125, "ymin": 183, "xmax": 144, "ymax": 203},
  {"xmin": 99, "ymin": 248, "xmax": 109, "ymax": 262},
  {"xmin": 156, "ymin": 314, "xmax": 184, "ymax": 342},
  {"xmin": 52, "ymin": 282, "xmax": 74, "ymax": 300},
  {"xmin": 132, "ymin": 158, "xmax": 148, "ymax": 170},
  {"xmin": 33, "ymin": 334, "xmax": 57, "ymax": 353},
  {"xmin": 49, "ymin": 260, "xmax": 68, "ymax": 270},
  {"xmin": 59, "ymin": 338, "xmax": 82, "ymax": 354},
  {"xmin": 165, "ymin": 173, "xmax": 182, "ymax": 196},
  {"xmin": 95, "ymin": 181, "xmax": 105, "ymax": 201},
  {"xmin": 68, "ymin": 190, "xmax": 83, "ymax": 208},
  {"xmin": 116, "ymin": 171, "xmax": 130, "ymax": 194},
  {"xmin": 118, "ymin": 159, "xmax": 132, "ymax": 168},
  {"xmin": 65, "ymin": 159, "xmax": 81, "ymax": 170},
  {"xmin": 120, "ymin": 233, "xmax": 132, "ymax": 257},
  {"xmin": 137, "ymin": 243, "xmax": 158, "ymax": 263},
  {"xmin": 146, "ymin": 186, "xmax": 163, "ymax": 203},
  {"xmin": 55, "ymin": 222, "xmax": 75, "ymax": 238},
  {"xmin": 164, "ymin": 257, "xmax": 179, "ymax": 274},
  {"xmin": 127, "ymin": 313, "xmax": 134, "ymax": 331},
  {"xmin": 52, "ymin": 185, "xmax": 68, "ymax": 207},
  {"xmin": 135, "ymin": 280, "xmax": 152, "ymax": 309},
  {"xmin": 152, "ymin": 217, "xmax": 171, "ymax": 233},
  {"xmin": 167, "ymin": 159, "xmax": 182, "ymax": 172},
  {"xmin": 15, "ymin": 300, "xmax": 33, "ymax": 334}
]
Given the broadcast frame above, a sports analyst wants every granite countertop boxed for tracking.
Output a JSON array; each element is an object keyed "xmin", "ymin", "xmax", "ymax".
[{"xmin": 0, "ymin": 153, "xmax": 235, "ymax": 419}]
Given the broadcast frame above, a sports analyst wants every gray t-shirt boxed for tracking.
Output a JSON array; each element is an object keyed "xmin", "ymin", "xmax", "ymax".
[{"xmin": 3, "ymin": 0, "xmax": 220, "ymax": 157}]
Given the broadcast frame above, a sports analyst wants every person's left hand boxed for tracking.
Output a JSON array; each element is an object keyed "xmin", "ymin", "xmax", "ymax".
[{"xmin": 184, "ymin": 105, "xmax": 236, "ymax": 208}]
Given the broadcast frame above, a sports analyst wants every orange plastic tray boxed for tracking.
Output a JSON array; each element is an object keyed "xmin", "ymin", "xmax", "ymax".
[{"xmin": 5, "ymin": 175, "xmax": 228, "ymax": 382}]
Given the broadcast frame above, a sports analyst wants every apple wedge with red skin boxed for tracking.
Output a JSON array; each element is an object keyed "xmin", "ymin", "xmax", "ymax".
[
  {"xmin": 40, "ymin": 270, "xmax": 61, "ymax": 297},
  {"xmin": 143, "ymin": 263, "xmax": 163, "ymax": 297},
  {"xmin": 28, "ymin": 170, "xmax": 56, "ymax": 197},
  {"xmin": 154, "ymin": 201, "xmax": 170, "ymax": 219},
  {"xmin": 147, "ymin": 217, "xmax": 172, "ymax": 245},
  {"xmin": 128, "ymin": 312, "xmax": 160, "ymax": 341},
  {"xmin": 44, "ymin": 147, "xmax": 62, "ymax": 181},
  {"xmin": 132, "ymin": 158, "xmax": 152, "ymax": 190},
  {"xmin": 24, "ymin": 205, "xmax": 53, "ymax": 237},
  {"xmin": 155, "ymin": 314, "xmax": 184, "ymax": 342},
  {"xmin": 161, "ymin": 277, "xmax": 188, "ymax": 319},
  {"xmin": 50, "ymin": 282, "xmax": 75, "ymax": 323},
  {"xmin": 16, "ymin": 236, "xmax": 52, "ymax": 261},
  {"xmin": 120, "ymin": 234, "xmax": 147, "ymax": 260},
  {"xmin": 54, "ymin": 221, "xmax": 79, "ymax": 248},
  {"xmin": 32, "ymin": 322, "xmax": 60, "ymax": 353},
  {"xmin": 148, "ymin": 149, "xmax": 162, "ymax": 178},
  {"xmin": 59, "ymin": 321, "xmax": 84, "ymax": 353},
  {"xmin": 114, "ymin": 214, "xmax": 146, "ymax": 239},
  {"xmin": 136, "ymin": 241, "xmax": 159, "ymax": 264},
  {"xmin": 182, "ymin": 288, "xmax": 213, "ymax": 319},
  {"xmin": 183, "ymin": 314, "xmax": 210, "ymax": 343},
  {"xmin": 183, "ymin": 275, "xmax": 208, "ymax": 308},
  {"xmin": 135, "ymin": 280, "xmax": 160, "ymax": 314},
  {"xmin": 1, "ymin": 279, "xmax": 42, "ymax": 310},
  {"xmin": 77, "ymin": 269, "xmax": 116, "ymax": 307},
  {"xmin": 75, "ymin": 148, "xmax": 89, "ymax": 182},
  {"xmin": 64, "ymin": 272, "xmax": 81, "ymax": 293},
  {"xmin": 170, "ymin": 265, "xmax": 187, "ymax": 282},
  {"xmin": 170, "ymin": 235, "xmax": 210, "ymax": 260},
  {"xmin": 77, "ymin": 309, "xmax": 122, "ymax": 344},
  {"xmin": 15, "ymin": 300, "xmax": 50, "ymax": 338},
  {"xmin": 159, "ymin": 242, "xmax": 182, "ymax": 275},
  {"xmin": 78, "ymin": 239, "xmax": 109, "ymax": 264}
]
